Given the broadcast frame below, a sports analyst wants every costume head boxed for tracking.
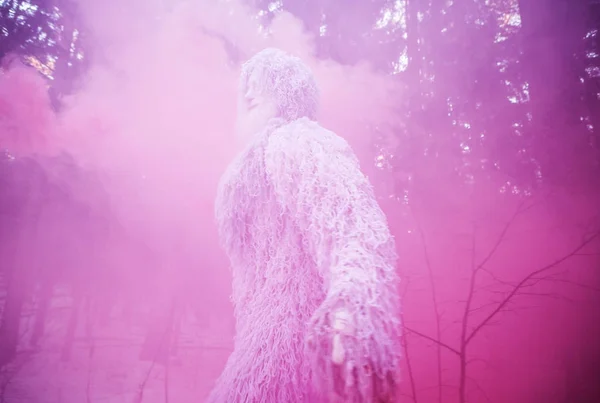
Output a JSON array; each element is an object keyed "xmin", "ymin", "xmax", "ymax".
[{"xmin": 235, "ymin": 48, "xmax": 319, "ymax": 144}]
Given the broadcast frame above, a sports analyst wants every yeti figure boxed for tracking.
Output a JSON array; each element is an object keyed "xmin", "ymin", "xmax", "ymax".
[{"xmin": 208, "ymin": 48, "xmax": 401, "ymax": 403}]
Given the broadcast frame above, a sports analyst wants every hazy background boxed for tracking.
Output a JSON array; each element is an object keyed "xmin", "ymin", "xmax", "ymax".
[{"xmin": 0, "ymin": 0, "xmax": 599, "ymax": 402}]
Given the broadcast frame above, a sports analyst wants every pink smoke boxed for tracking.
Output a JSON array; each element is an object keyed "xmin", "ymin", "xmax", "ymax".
[
  {"xmin": 1, "ymin": 1, "xmax": 598, "ymax": 402},
  {"xmin": 0, "ymin": 58, "xmax": 57, "ymax": 156},
  {"xmin": 1, "ymin": 2, "xmax": 405, "ymax": 399}
]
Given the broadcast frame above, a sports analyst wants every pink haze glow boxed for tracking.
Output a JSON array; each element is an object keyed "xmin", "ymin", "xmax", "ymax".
[{"xmin": 0, "ymin": 1, "xmax": 599, "ymax": 402}]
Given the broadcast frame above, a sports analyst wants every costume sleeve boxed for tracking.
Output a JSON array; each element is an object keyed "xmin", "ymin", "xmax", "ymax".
[
  {"xmin": 266, "ymin": 119, "xmax": 402, "ymax": 398},
  {"xmin": 265, "ymin": 119, "xmax": 399, "ymax": 296}
]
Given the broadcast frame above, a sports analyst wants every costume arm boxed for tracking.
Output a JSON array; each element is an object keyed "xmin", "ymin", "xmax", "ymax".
[
  {"xmin": 265, "ymin": 119, "xmax": 398, "ymax": 300},
  {"xmin": 266, "ymin": 119, "xmax": 401, "ymax": 397}
]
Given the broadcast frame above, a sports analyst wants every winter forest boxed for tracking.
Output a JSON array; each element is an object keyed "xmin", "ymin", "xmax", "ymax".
[{"xmin": 0, "ymin": 0, "xmax": 599, "ymax": 402}]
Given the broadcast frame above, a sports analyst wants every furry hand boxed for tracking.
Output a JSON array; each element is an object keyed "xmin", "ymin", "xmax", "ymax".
[{"xmin": 306, "ymin": 296, "xmax": 399, "ymax": 403}]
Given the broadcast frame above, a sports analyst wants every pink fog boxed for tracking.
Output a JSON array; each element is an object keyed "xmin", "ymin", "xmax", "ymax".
[{"xmin": 0, "ymin": 1, "xmax": 598, "ymax": 403}]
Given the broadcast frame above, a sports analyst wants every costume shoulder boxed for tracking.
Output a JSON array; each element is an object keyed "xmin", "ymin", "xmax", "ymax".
[{"xmin": 264, "ymin": 117, "xmax": 360, "ymax": 181}]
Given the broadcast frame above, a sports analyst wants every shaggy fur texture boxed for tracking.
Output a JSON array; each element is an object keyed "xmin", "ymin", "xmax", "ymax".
[
  {"xmin": 238, "ymin": 48, "xmax": 319, "ymax": 122},
  {"xmin": 207, "ymin": 49, "xmax": 401, "ymax": 403}
]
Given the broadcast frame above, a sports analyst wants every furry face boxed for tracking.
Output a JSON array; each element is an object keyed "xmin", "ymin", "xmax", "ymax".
[
  {"xmin": 235, "ymin": 66, "xmax": 278, "ymax": 146},
  {"xmin": 235, "ymin": 48, "xmax": 320, "ymax": 147}
]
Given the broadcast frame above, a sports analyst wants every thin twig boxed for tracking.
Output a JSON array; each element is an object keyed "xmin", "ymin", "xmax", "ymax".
[
  {"xmin": 466, "ymin": 231, "xmax": 600, "ymax": 345},
  {"xmin": 86, "ymin": 343, "xmax": 95, "ymax": 403},
  {"xmin": 458, "ymin": 225, "xmax": 477, "ymax": 403},
  {"xmin": 398, "ymin": 276, "xmax": 419, "ymax": 402},
  {"xmin": 400, "ymin": 312, "xmax": 419, "ymax": 403},
  {"xmin": 403, "ymin": 326, "xmax": 460, "ymax": 356},
  {"xmin": 412, "ymin": 208, "xmax": 444, "ymax": 403},
  {"xmin": 85, "ymin": 296, "xmax": 95, "ymax": 403},
  {"xmin": 476, "ymin": 200, "xmax": 529, "ymax": 271},
  {"xmin": 459, "ymin": 201, "xmax": 527, "ymax": 403},
  {"xmin": 164, "ymin": 299, "xmax": 176, "ymax": 403},
  {"xmin": 530, "ymin": 276, "xmax": 600, "ymax": 293},
  {"xmin": 134, "ymin": 316, "xmax": 173, "ymax": 403}
]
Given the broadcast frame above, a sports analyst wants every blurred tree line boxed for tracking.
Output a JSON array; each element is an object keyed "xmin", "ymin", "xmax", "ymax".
[
  {"xmin": 0, "ymin": 0, "xmax": 88, "ymax": 107},
  {"xmin": 3, "ymin": 0, "xmax": 599, "ymax": 193},
  {"xmin": 1, "ymin": 0, "xmax": 599, "ymax": 401},
  {"xmin": 251, "ymin": 0, "xmax": 600, "ymax": 199},
  {"xmin": 1, "ymin": 0, "xmax": 93, "ymax": 368}
]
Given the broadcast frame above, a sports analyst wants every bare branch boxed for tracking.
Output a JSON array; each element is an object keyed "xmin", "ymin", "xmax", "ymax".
[
  {"xmin": 466, "ymin": 357, "xmax": 491, "ymax": 368},
  {"xmin": 468, "ymin": 300, "xmax": 502, "ymax": 315},
  {"xmin": 458, "ymin": 226, "xmax": 478, "ymax": 403},
  {"xmin": 466, "ymin": 231, "xmax": 600, "ymax": 345},
  {"xmin": 476, "ymin": 200, "xmax": 529, "ymax": 271},
  {"xmin": 86, "ymin": 343, "xmax": 95, "ymax": 403},
  {"xmin": 462, "ymin": 202, "xmax": 528, "ymax": 339},
  {"xmin": 479, "ymin": 269, "xmax": 503, "ymax": 284},
  {"xmin": 403, "ymin": 326, "xmax": 461, "ymax": 356},
  {"xmin": 412, "ymin": 207, "xmax": 444, "ymax": 403},
  {"xmin": 458, "ymin": 201, "xmax": 529, "ymax": 403},
  {"xmin": 515, "ymin": 291, "xmax": 575, "ymax": 302},
  {"xmin": 529, "ymin": 277, "xmax": 600, "ymax": 293},
  {"xmin": 400, "ymin": 310, "xmax": 419, "ymax": 403},
  {"xmin": 466, "ymin": 376, "xmax": 493, "ymax": 403}
]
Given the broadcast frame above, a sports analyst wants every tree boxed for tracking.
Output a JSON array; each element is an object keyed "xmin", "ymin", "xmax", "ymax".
[
  {"xmin": 0, "ymin": 153, "xmax": 47, "ymax": 366},
  {"xmin": 519, "ymin": 0, "xmax": 597, "ymax": 186},
  {"xmin": 0, "ymin": 0, "xmax": 599, "ymax": 400},
  {"xmin": 0, "ymin": 0, "xmax": 89, "ymax": 106}
]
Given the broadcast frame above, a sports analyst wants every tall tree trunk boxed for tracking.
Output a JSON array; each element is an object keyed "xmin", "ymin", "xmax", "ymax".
[
  {"xmin": 0, "ymin": 226, "xmax": 34, "ymax": 367},
  {"xmin": 169, "ymin": 302, "xmax": 182, "ymax": 358},
  {"xmin": 0, "ymin": 271, "xmax": 27, "ymax": 367},
  {"xmin": 519, "ymin": 0, "xmax": 590, "ymax": 185},
  {"xmin": 405, "ymin": 0, "xmax": 421, "ymax": 83},
  {"xmin": 30, "ymin": 280, "xmax": 54, "ymax": 347},
  {"xmin": 139, "ymin": 298, "xmax": 176, "ymax": 366},
  {"xmin": 582, "ymin": 0, "xmax": 600, "ymax": 175},
  {"xmin": 61, "ymin": 294, "xmax": 82, "ymax": 362}
]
